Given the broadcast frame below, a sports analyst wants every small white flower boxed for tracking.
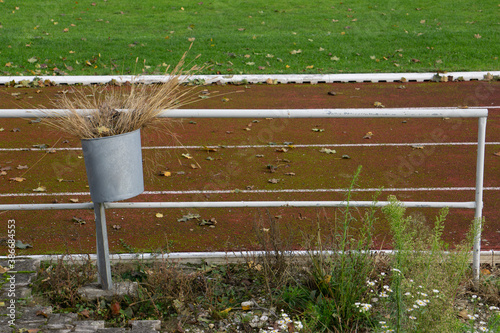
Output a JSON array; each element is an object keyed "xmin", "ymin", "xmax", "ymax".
[
  {"xmin": 404, "ymin": 292, "xmax": 412, "ymax": 296},
  {"xmin": 472, "ymin": 295, "xmax": 478, "ymax": 299},
  {"xmin": 367, "ymin": 280, "xmax": 376, "ymax": 287},
  {"xmin": 392, "ymin": 268, "xmax": 401, "ymax": 273},
  {"xmin": 380, "ymin": 272, "xmax": 386, "ymax": 276},
  {"xmin": 380, "ymin": 292, "xmax": 389, "ymax": 298},
  {"xmin": 432, "ymin": 289, "xmax": 440, "ymax": 293},
  {"xmin": 467, "ymin": 314, "xmax": 475, "ymax": 320},
  {"xmin": 415, "ymin": 300, "xmax": 427, "ymax": 307},
  {"xmin": 478, "ymin": 327, "xmax": 489, "ymax": 332},
  {"xmin": 409, "ymin": 315, "xmax": 417, "ymax": 320},
  {"xmin": 379, "ymin": 321, "xmax": 386, "ymax": 324}
]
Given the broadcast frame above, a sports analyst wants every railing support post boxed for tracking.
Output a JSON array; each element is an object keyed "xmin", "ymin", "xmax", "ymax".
[
  {"xmin": 94, "ymin": 202, "xmax": 113, "ymax": 290},
  {"xmin": 473, "ymin": 116, "xmax": 487, "ymax": 284}
]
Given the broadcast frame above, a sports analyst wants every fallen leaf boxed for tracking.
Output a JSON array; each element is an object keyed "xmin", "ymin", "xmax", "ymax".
[
  {"xmin": 0, "ymin": 265, "xmax": 9, "ymax": 274},
  {"xmin": 363, "ymin": 132, "xmax": 373, "ymax": 139},
  {"xmin": 412, "ymin": 145, "xmax": 424, "ymax": 149},
  {"xmin": 312, "ymin": 128, "xmax": 324, "ymax": 132},
  {"xmin": 319, "ymin": 148, "xmax": 336, "ymax": 154},
  {"xmin": 110, "ymin": 301, "xmax": 121, "ymax": 316},
  {"xmin": 285, "ymin": 172, "xmax": 295, "ymax": 176},
  {"xmin": 33, "ymin": 186, "xmax": 46, "ymax": 192},
  {"xmin": 199, "ymin": 217, "xmax": 217, "ymax": 226},
  {"xmin": 181, "ymin": 153, "xmax": 193, "ymax": 159},
  {"xmin": 63, "ymin": 28, "xmax": 69, "ymax": 32},
  {"xmin": 10, "ymin": 177, "xmax": 26, "ymax": 182},
  {"xmin": 11, "ymin": 128, "xmax": 20, "ymax": 132},
  {"xmin": 15, "ymin": 240, "xmax": 32, "ymax": 249},
  {"xmin": 474, "ymin": 34, "xmax": 481, "ymax": 39},
  {"xmin": 69, "ymin": 198, "xmax": 79, "ymax": 203},
  {"xmin": 0, "ymin": 171, "xmax": 6, "ymax": 176},
  {"xmin": 27, "ymin": 57, "xmax": 37, "ymax": 63},
  {"xmin": 177, "ymin": 213, "xmax": 201, "ymax": 222},
  {"xmin": 79, "ymin": 309, "xmax": 90, "ymax": 318},
  {"xmin": 16, "ymin": 165, "xmax": 28, "ymax": 170},
  {"xmin": 190, "ymin": 163, "xmax": 198, "ymax": 169},
  {"xmin": 458, "ymin": 309, "xmax": 470, "ymax": 320},
  {"xmin": 72, "ymin": 217, "xmax": 86, "ymax": 225},
  {"xmin": 373, "ymin": 101, "xmax": 385, "ymax": 108},
  {"xmin": 155, "ymin": 213, "xmax": 164, "ymax": 218},
  {"xmin": 275, "ymin": 147, "xmax": 288, "ymax": 153},
  {"xmin": 36, "ymin": 310, "xmax": 48, "ymax": 318},
  {"xmin": 112, "ymin": 225, "xmax": 122, "ymax": 230},
  {"xmin": 161, "ymin": 171, "xmax": 172, "ymax": 177},
  {"xmin": 268, "ymin": 178, "xmax": 280, "ymax": 184},
  {"xmin": 494, "ymin": 151, "xmax": 500, "ymax": 157}
]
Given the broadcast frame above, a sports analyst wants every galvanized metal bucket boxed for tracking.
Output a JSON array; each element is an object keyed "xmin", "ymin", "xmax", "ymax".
[{"xmin": 81, "ymin": 129, "xmax": 144, "ymax": 203}]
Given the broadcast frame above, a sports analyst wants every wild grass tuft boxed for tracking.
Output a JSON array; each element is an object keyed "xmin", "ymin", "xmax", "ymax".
[{"xmin": 43, "ymin": 46, "xmax": 202, "ymax": 139}]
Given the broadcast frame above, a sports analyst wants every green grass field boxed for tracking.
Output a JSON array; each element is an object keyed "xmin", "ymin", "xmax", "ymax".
[{"xmin": 0, "ymin": 0, "xmax": 498, "ymax": 76}]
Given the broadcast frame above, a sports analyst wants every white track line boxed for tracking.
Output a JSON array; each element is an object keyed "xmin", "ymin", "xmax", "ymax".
[
  {"xmin": 1, "ymin": 187, "xmax": 499, "ymax": 198},
  {"xmin": 1, "ymin": 142, "xmax": 500, "ymax": 152}
]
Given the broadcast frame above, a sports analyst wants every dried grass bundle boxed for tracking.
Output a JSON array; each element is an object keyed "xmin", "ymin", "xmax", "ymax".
[{"xmin": 45, "ymin": 49, "xmax": 201, "ymax": 139}]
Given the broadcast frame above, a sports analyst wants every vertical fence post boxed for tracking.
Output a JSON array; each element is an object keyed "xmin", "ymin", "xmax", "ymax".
[
  {"xmin": 473, "ymin": 116, "xmax": 487, "ymax": 283},
  {"xmin": 94, "ymin": 202, "xmax": 113, "ymax": 290}
]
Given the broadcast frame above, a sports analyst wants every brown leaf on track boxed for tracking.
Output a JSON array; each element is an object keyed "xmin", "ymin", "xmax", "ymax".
[
  {"xmin": 494, "ymin": 151, "xmax": 500, "ymax": 157},
  {"xmin": 10, "ymin": 177, "xmax": 26, "ymax": 182},
  {"xmin": 33, "ymin": 186, "xmax": 46, "ymax": 192}
]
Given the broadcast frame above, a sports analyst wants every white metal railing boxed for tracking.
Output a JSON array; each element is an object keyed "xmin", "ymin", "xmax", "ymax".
[{"xmin": 0, "ymin": 108, "xmax": 488, "ymax": 286}]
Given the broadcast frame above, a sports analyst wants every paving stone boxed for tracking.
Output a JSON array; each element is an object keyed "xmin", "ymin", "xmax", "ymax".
[
  {"xmin": 46, "ymin": 313, "xmax": 78, "ymax": 330},
  {"xmin": 19, "ymin": 305, "xmax": 53, "ymax": 320},
  {"xmin": 0, "ymin": 327, "xmax": 14, "ymax": 333},
  {"xmin": 73, "ymin": 320, "xmax": 106, "ymax": 332},
  {"xmin": 0, "ymin": 259, "xmax": 40, "ymax": 273},
  {"xmin": 129, "ymin": 328, "xmax": 158, "ymax": 333},
  {"xmin": 130, "ymin": 320, "xmax": 161, "ymax": 330},
  {"xmin": 97, "ymin": 328, "xmax": 129, "ymax": 333},
  {"xmin": 78, "ymin": 282, "xmax": 139, "ymax": 301}
]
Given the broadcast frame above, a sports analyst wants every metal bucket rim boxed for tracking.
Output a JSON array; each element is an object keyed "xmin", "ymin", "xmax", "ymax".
[{"xmin": 81, "ymin": 128, "xmax": 141, "ymax": 143}]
